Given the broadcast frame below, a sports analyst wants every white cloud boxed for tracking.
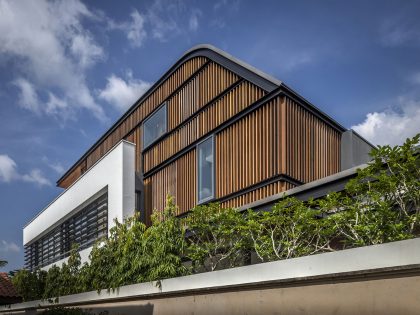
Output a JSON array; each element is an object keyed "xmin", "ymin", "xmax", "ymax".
[
  {"xmin": 380, "ymin": 18, "xmax": 420, "ymax": 47},
  {"xmin": 282, "ymin": 52, "xmax": 313, "ymax": 71},
  {"xmin": 98, "ymin": 71, "xmax": 151, "ymax": 111},
  {"xmin": 70, "ymin": 33, "xmax": 104, "ymax": 68},
  {"xmin": 13, "ymin": 78, "xmax": 40, "ymax": 113},
  {"xmin": 108, "ymin": 9, "xmax": 147, "ymax": 47},
  {"xmin": 0, "ymin": 0, "xmax": 107, "ymax": 121},
  {"xmin": 189, "ymin": 9, "xmax": 201, "ymax": 31},
  {"xmin": 42, "ymin": 156, "xmax": 65, "ymax": 174},
  {"xmin": 21, "ymin": 169, "xmax": 51, "ymax": 186},
  {"xmin": 0, "ymin": 240, "xmax": 20, "ymax": 253},
  {"xmin": 0, "ymin": 154, "xmax": 51, "ymax": 186},
  {"xmin": 49, "ymin": 162, "xmax": 65, "ymax": 174},
  {"xmin": 352, "ymin": 100, "xmax": 420, "ymax": 146},
  {"xmin": 127, "ymin": 10, "xmax": 147, "ymax": 47},
  {"xmin": 0, "ymin": 155, "xmax": 18, "ymax": 182},
  {"xmin": 409, "ymin": 72, "xmax": 420, "ymax": 85}
]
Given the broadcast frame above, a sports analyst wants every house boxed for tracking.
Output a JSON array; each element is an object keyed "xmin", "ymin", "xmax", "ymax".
[
  {"xmin": 0, "ymin": 273, "xmax": 21, "ymax": 305},
  {"xmin": 23, "ymin": 45, "xmax": 373, "ymax": 270}
]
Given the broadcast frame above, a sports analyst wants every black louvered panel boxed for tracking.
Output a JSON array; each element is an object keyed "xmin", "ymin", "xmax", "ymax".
[{"xmin": 24, "ymin": 191, "xmax": 108, "ymax": 270}]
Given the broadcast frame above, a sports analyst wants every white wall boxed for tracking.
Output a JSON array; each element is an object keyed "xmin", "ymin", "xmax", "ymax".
[{"xmin": 23, "ymin": 140, "xmax": 136, "ymax": 248}]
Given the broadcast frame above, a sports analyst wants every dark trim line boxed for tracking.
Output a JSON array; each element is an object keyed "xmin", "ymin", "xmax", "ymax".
[
  {"xmin": 142, "ymin": 102, "xmax": 168, "ymax": 151},
  {"xmin": 142, "ymin": 78, "xmax": 245, "ymax": 155},
  {"xmin": 280, "ymin": 83, "xmax": 346, "ymax": 132},
  {"xmin": 57, "ymin": 59, "xmax": 211, "ymax": 186},
  {"xmin": 58, "ymin": 44, "xmax": 347, "ymax": 186},
  {"xmin": 143, "ymin": 83, "xmax": 347, "ymax": 178},
  {"xmin": 143, "ymin": 88, "xmax": 282, "ymax": 178},
  {"xmin": 57, "ymin": 45, "xmax": 281, "ymax": 186},
  {"xmin": 177, "ymin": 174, "xmax": 302, "ymax": 219},
  {"xmin": 214, "ymin": 174, "xmax": 302, "ymax": 204}
]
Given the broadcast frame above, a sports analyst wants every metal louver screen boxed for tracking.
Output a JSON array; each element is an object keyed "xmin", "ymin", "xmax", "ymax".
[{"xmin": 24, "ymin": 191, "xmax": 108, "ymax": 270}]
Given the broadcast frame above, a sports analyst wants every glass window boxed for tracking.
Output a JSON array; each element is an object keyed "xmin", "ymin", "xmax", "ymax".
[
  {"xmin": 198, "ymin": 136, "xmax": 214, "ymax": 203},
  {"xmin": 143, "ymin": 104, "xmax": 167, "ymax": 148}
]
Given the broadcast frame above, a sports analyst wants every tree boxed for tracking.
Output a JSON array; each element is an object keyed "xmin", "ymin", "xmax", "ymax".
[
  {"xmin": 246, "ymin": 197, "xmax": 334, "ymax": 262},
  {"xmin": 143, "ymin": 195, "xmax": 189, "ymax": 281},
  {"xmin": 321, "ymin": 134, "xmax": 420, "ymax": 248},
  {"xmin": 186, "ymin": 203, "xmax": 248, "ymax": 272},
  {"xmin": 12, "ymin": 269, "xmax": 46, "ymax": 301}
]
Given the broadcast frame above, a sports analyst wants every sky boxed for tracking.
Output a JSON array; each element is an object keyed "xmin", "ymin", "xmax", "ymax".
[{"xmin": 0, "ymin": 0, "xmax": 420, "ymax": 272}]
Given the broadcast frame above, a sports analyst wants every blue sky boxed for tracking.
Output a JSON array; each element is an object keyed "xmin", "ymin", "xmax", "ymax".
[{"xmin": 1, "ymin": 0, "xmax": 420, "ymax": 271}]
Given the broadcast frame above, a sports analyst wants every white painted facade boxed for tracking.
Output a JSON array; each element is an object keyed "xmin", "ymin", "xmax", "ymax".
[{"xmin": 23, "ymin": 140, "xmax": 136, "ymax": 268}]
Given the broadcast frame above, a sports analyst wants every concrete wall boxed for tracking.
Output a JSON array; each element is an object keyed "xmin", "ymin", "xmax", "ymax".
[
  {"xmin": 82, "ymin": 275, "xmax": 420, "ymax": 315},
  {"xmin": 341, "ymin": 130, "xmax": 374, "ymax": 171},
  {"xmin": 3, "ymin": 238, "xmax": 420, "ymax": 315},
  {"xmin": 23, "ymin": 141, "xmax": 136, "ymax": 267}
]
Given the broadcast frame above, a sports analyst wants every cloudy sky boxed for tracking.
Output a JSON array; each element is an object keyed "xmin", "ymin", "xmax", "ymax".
[{"xmin": 1, "ymin": 0, "xmax": 419, "ymax": 271}]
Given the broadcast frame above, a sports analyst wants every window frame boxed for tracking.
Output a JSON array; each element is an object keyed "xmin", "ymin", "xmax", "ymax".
[
  {"xmin": 142, "ymin": 103, "xmax": 168, "ymax": 150},
  {"xmin": 196, "ymin": 135, "xmax": 215, "ymax": 204}
]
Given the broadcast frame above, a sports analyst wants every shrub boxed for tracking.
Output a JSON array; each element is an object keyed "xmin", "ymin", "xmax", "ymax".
[
  {"xmin": 186, "ymin": 203, "xmax": 248, "ymax": 271},
  {"xmin": 12, "ymin": 134, "xmax": 420, "ymax": 302},
  {"xmin": 246, "ymin": 197, "xmax": 335, "ymax": 262},
  {"xmin": 12, "ymin": 269, "xmax": 46, "ymax": 301}
]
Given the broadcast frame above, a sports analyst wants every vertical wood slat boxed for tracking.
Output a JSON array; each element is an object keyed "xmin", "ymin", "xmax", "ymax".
[
  {"xmin": 215, "ymin": 98, "xmax": 279, "ymax": 198},
  {"xmin": 60, "ymin": 57, "xmax": 207, "ymax": 188},
  {"xmin": 167, "ymin": 62, "xmax": 239, "ymax": 131},
  {"xmin": 143, "ymin": 81, "xmax": 266, "ymax": 173},
  {"xmin": 144, "ymin": 149, "xmax": 196, "ymax": 218},
  {"xmin": 283, "ymin": 96, "xmax": 341, "ymax": 183},
  {"xmin": 220, "ymin": 181, "xmax": 294, "ymax": 208}
]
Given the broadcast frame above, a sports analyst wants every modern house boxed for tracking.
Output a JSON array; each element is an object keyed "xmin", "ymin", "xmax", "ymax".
[{"xmin": 23, "ymin": 45, "xmax": 373, "ymax": 271}]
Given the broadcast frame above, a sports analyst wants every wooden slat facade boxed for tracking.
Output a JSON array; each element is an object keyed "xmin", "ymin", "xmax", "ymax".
[
  {"xmin": 144, "ymin": 81, "xmax": 266, "ymax": 173},
  {"xmin": 59, "ymin": 56, "xmax": 208, "ymax": 189},
  {"xmin": 282, "ymin": 97, "xmax": 341, "ymax": 182},
  {"xmin": 143, "ymin": 149, "xmax": 196, "ymax": 224},
  {"xmin": 58, "ymin": 47, "xmax": 345, "ymax": 222}
]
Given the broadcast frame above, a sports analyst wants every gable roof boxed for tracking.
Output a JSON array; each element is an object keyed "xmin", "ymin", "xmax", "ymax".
[
  {"xmin": 57, "ymin": 44, "xmax": 346, "ymax": 186},
  {"xmin": 0, "ymin": 273, "xmax": 19, "ymax": 299}
]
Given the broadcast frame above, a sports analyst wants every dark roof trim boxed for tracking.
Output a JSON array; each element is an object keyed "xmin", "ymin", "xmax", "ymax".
[
  {"xmin": 57, "ymin": 45, "xmax": 282, "ymax": 186},
  {"xmin": 57, "ymin": 44, "xmax": 346, "ymax": 186},
  {"xmin": 237, "ymin": 164, "xmax": 367, "ymax": 212}
]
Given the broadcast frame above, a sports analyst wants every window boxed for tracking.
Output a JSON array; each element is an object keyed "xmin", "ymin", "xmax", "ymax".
[
  {"xmin": 197, "ymin": 136, "xmax": 214, "ymax": 203},
  {"xmin": 143, "ymin": 104, "xmax": 167, "ymax": 149},
  {"xmin": 24, "ymin": 191, "xmax": 108, "ymax": 270}
]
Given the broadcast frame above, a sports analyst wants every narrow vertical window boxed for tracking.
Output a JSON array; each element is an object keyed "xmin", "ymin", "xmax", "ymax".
[
  {"xmin": 143, "ymin": 103, "xmax": 167, "ymax": 149},
  {"xmin": 197, "ymin": 136, "xmax": 214, "ymax": 203}
]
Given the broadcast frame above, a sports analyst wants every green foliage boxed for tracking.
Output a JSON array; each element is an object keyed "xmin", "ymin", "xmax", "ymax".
[
  {"xmin": 321, "ymin": 134, "xmax": 420, "ymax": 247},
  {"xmin": 83, "ymin": 194, "xmax": 187, "ymax": 292},
  {"xmin": 12, "ymin": 269, "xmax": 46, "ymax": 301},
  {"xmin": 186, "ymin": 203, "xmax": 248, "ymax": 271},
  {"xmin": 246, "ymin": 197, "xmax": 335, "ymax": 262},
  {"xmin": 12, "ymin": 135, "xmax": 420, "ymax": 302},
  {"xmin": 144, "ymin": 195, "xmax": 188, "ymax": 281},
  {"xmin": 43, "ymin": 245, "xmax": 81, "ymax": 300}
]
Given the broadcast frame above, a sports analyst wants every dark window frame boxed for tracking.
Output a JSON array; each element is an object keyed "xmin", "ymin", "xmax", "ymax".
[
  {"xmin": 197, "ymin": 135, "xmax": 215, "ymax": 204},
  {"xmin": 142, "ymin": 103, "xmax": 167, "ymax": 150}
]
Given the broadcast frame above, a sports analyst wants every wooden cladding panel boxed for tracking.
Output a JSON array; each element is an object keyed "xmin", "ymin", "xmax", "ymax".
[
  {"xmin": 58, "ymin": 166, "xmax": 83, "ymax": 189},
  {"xmin": 215, "ymin": 99, "xmax": 278, "ymax": 198},
  {"xmin": 282, "ymin": 97, "xmax": 341, "ymax": 183},
  {"xmin": 144, "ymin": 81, "xmax": 266, "ymax": 173},
  {"xmin": 144, "ymin": 149, "xmax": 196, "ymax": 221},
  {"xmin": 167, "ymin": 62, "xmax": 239, "ymax": 130},
  {"xmin": 61, "ymin": 57, "xmax": 207, "ymax": 188},
  {"xmin": 220, "ymin": 181, "xmax": 294, "ymax": 209}
]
